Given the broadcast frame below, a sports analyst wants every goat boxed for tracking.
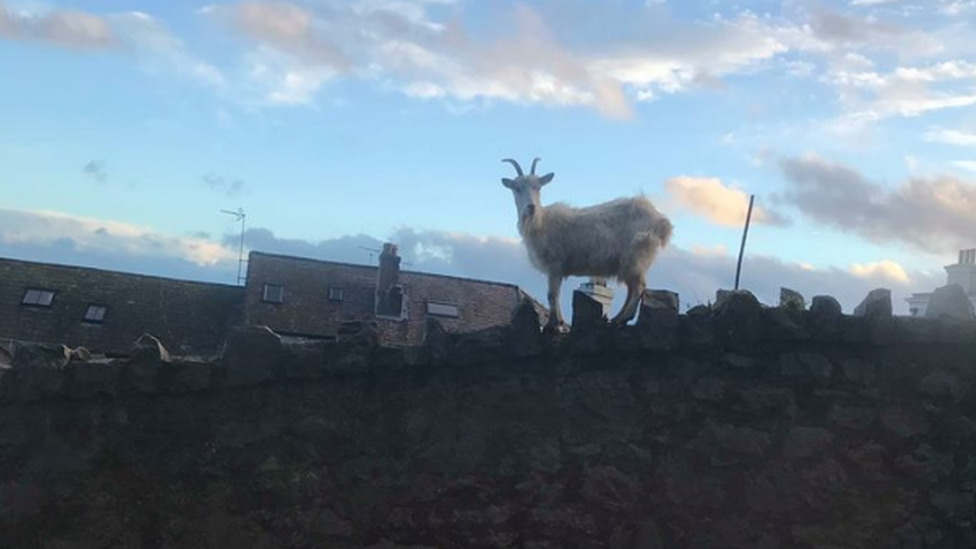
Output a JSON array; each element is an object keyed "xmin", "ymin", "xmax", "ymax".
[{"xmin": 501, "ymin": 157, "xmax": 672, "ymax": 332}]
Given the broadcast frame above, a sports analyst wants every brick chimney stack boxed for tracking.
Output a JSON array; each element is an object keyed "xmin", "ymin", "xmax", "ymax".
[{"xmin": 375, "ymin": 243, "xmax": 404, "ymax": 317}]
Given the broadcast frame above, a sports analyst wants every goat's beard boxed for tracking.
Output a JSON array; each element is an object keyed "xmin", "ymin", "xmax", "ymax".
[{"xmin": 518, "ymin": 207, "xmax": 541, "ymax": 235}]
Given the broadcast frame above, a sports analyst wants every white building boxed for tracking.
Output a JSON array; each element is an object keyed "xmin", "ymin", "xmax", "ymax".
[{"xmin": 907, "ymin": 248, "xmax": 976, "ymax": 317}]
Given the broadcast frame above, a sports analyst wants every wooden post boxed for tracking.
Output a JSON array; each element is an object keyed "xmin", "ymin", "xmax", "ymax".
[{"xmin": 734, "ymin": 195, "xmax": 755, "ymax": 290}]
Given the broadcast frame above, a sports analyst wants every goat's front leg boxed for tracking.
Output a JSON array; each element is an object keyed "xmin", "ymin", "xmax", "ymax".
[{"xmin": 544, "ymin": 274, "xmax": 567, "ymax": 334}]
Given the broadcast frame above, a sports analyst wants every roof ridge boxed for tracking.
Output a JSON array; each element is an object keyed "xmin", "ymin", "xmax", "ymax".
[
  {"xmin": 249, "ymin": 250, "xmax": 522, "ymax": 289},
  {"xmin": 0, "ymin": 256, "xmax": 242, "ymax": 289}
]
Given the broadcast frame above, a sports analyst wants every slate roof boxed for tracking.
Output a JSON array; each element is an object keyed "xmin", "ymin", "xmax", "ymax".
[{"xmin": 0, "ymin": 257, "xmax": 243, "ymax": 356}]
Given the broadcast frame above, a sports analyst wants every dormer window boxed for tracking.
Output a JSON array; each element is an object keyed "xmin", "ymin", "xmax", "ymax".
[
  {"xmin": 427, "ymin": 301, "xmax": 459, "ymax": 319},
  {"xmin": 263, "ymin": 283, "xmax": 284, "ymax": 303},
  {"xmin": 83, "ymin": 304, "xmax": 107, "ymax": 324},
  {"xmin": 21, "ymin": 288, "xmax": 56, "ymax": 307}
]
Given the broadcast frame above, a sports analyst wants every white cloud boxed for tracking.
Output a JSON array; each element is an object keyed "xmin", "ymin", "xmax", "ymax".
[
  {"xmin": 849, "ymin": 259, "xmax": 910, "ymax": 284},
  {"xmin": 779, "ymin": 153, "xmax": 976, "ymax": 254},
  {"xmin": 939, "ymin": 1, "xmax": 976, "ymax": 16},
  {"xmin": 952, "ymin": 160, "xmax": 976, "ymax": 173},
  {"xmin": 0, "ymin": 1, "xmax": 113, "ymax": 49},
  {"xmin": 826, "ymin": 59, "xmax": 976, "ymax": 127},
  {"xmin": 925, "ymin": 128, "xmax": 976, "ymax": 146},
  {"xmin": 0, "ymin": 209, "xmax": 235, "ymax": 267},
  {"xmin": 664, "ymin": 175, "xmax": 789, "ymax": 227}
]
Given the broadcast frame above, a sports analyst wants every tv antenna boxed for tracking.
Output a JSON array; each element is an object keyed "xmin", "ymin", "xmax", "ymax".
[
  {"xmin": 221, "ymin": 208, "xmax": 247, "ymax": 285},
  {"xmin": 357, "ymin": 245, "xmax": 412, "ymax": 267},
  {"xmin": 358, "ymin": 246, "xmax": 381, "ymax": 264}
]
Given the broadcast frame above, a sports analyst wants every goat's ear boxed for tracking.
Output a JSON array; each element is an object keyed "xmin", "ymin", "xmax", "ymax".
[
  {"xmin": 502, "ymin": 178, "xmax": 515, "ymax": 189},
  {"xmin": 538, "ymin": 172, "xmax": 555, "ymax": 186}
]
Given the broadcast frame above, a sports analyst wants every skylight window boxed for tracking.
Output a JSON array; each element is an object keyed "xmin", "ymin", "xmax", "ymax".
[
  {"xmin": 427, "ymin": 301, "xmax": 459, "ymax": 318},
  {"xmin": 83, "ymin": 304, "xmax": 107, "ymax": 324},
  {"xmin": 21, "ymin": 288, "xmax": 55, "ymax": 307},
  {"xmin": 329, "ymin": 287, "xmax": 344, "ymax": 302},
  {"xmin": 263, "ymin": 283, "xmax": 284, "ymax": 303}
]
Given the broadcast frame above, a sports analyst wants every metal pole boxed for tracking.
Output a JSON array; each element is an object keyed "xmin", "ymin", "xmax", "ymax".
[
  {"xmin": 221, "ymin": 208, "xmax": 247, "ymax": 286},
  {"xmin": 237, "ymin": 212, "xmax": 246, "ymax": 285},
  {"xmin": 734, "ymin": 195, "xmax": 755, "ymax": 290}
]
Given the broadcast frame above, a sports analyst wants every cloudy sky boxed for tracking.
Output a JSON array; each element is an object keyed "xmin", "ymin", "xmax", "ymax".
[{"xmin": 3, "ymin": 0, "xmax": 976, "ymax": 314}]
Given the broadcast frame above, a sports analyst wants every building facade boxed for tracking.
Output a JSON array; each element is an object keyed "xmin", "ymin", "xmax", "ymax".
[
  {"xmin": 245, "ymin": 244, "xmax": 542, "ymax": 346},
  {"xmin": 906, "ymin": 248, "xmax": 976, "ymax": 317},
  {"xmin": 1, "ymin": 244, "xmax": 543, "ymax": 354}
]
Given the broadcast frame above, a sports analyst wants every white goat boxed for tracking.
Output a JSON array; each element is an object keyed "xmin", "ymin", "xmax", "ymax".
[{"xmin": 501, "ymin": 157, "xmax": 672, "ymax": 332}]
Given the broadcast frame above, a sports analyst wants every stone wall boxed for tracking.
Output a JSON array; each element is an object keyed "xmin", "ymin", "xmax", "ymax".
[{"xmin": 2, "ymin": 292, "xmax": 976, "ymax": 548}]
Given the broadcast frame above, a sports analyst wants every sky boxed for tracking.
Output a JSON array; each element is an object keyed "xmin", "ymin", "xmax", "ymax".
[{"xmin": 2, "ymin": 0, "xmax": 976, "ymax": 314}]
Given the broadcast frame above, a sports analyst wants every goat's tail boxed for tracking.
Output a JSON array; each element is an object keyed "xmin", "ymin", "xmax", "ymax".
[
  {"xmin": 633, "ymin": 216, "xmax": 672, "ymax": 252},
  {"xmin": 654, "ymin": 216, "xmax": 673, "ymax": 248}
]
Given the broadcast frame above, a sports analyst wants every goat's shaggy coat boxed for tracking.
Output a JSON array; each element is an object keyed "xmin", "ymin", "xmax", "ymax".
[{"xmin": 502, "ymin": 158, "xmax": 672, "ymax": 329}]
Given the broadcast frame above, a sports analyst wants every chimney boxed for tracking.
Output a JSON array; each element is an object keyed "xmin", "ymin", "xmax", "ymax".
[
  {"xmin": 578, "ymin": 278, "xmax": 614, "ymax": 317},
  {"xmin": 375, "ymin": 243, "xmax": 404, "ymax": 317}
]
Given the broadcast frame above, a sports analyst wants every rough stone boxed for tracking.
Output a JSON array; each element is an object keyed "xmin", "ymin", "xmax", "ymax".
[
  {"xmin": 853, "ymin": 288, "xmax": 892, "ymax": 319},
  {"xmin": 66, "ymin": 361, "xmax": 122, "ymax": 399},
  {"xmin": 779, "ymin": 352, "xmax": 832, "ymax": 383},
  {"xmin": 168, "ymin": 360, "xmax": 212, "ymax": 392},
  {"xmin": 580, "ymin": 465, "xmax": 639, "ymax": 512},
  {"xmin": 828, "ymin": 404, "xmax": 876, "ymax": 430},
  {"xmin": 637, "ymin": 289, "xmax": 679, "ymax": 350},
  {"xmin": 737, "ymin": 386, "xmax": 796, "ymax": 418},
  {"xmin": 924, "ymin": 283, "xmax": 975, "ymax": 321},
  {"xmin": 510, "ymin": 298, "xmax": 543, "ymax": 358},
  {"xmin": 422, "ymin": 317, "xmax": 452, "ymax": 366},
  {"xmin": 571, "ymin": 290, "xmax": 606, "ymax": 333},
  {"xmin": 712, "ymin": 290, "xmax": 763, "ymax": 344},
  {"xmin": 69, "ymin": 347, "xmax": 92, "ymax": 362},
  {"xmin": 763, "ymin": 307, "xmax": 808, "ymax": 341},
  {"xmin": 810, "ymin": 295, "xmax": 842, "ymax": 316},
  {"xmin": 127, "ymin": 333, "xmax": 172, "ymax": 392},
  {"xmin": 680, "ymin": 305, "xmax": 713, "ymax": 346},
  {"xmin": 880, "ymin": 408, "xmax": 928, "ymax": 439},
  {"xmin": 280, "ymin": 340, "xmax": 331, "ymax": 379},
  {"xmin": 780, "ymin": 287, "xmax": 805, "ymax": 311},
  {"xmin": 920, "ymin": 370, "xmax": 964, "ymax": 400},
  {"xmin": 222, "ymin": 325, "xmax": 284, "ymax": 385},
  {"xmin": 692, "ymin": 377, "xmax": 725, "ymax": 402},
  {"xmin": 11, "ymin": 341, "xmax": 70, "ymax": 370},
  {"xmin": 807, "ymin": 295, "xmax": 843, "ymax": 341},
  {"xmin": 134, "ymin": 333, "xmax": 172, "ymax": 362},
  {"xmin": 782, "ymin": 426, "xmax": 835, "ymax": 459},
  {"xmin": 451, "ymin": 326, "xmax": 507, "ymax": 367},
  {"xmin": 332, "ymin": 321, "xmax": 379, "ymax": 374}
]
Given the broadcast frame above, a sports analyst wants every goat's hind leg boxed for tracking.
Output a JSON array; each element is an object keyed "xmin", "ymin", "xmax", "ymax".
[{"xmin": 610, "ymin": 275, "xmax": 645, "ymax": 325}]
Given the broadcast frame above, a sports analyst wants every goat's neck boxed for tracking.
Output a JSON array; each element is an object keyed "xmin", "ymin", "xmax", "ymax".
[{"xmin": 518, "ymin": 208, "xmax": 545, "ymax": 238}]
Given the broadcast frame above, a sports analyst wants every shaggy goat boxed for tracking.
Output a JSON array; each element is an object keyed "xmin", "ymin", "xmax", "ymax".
[{"xmin": 501, "ymin": 157, "xmax": 672, "ymax": 331}]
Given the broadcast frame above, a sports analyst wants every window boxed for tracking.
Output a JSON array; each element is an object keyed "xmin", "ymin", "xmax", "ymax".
[
  {"xmin": 328, "ymin": 286, "xmax": 344, "ymax": 302},
  {"xmin": 427, "ymin": 301, "xmax": 459, "ymax": 318},
  {"xmin": 263, "ymin": 283, "xmax": 284, "ymax": 303},
  {"xmin": 21, "ymin": 288, "xmax": 56, "ymax": 307},
  {"xmin": 83, "ymin": 305, "xmax": 107, "ymax": 324}
]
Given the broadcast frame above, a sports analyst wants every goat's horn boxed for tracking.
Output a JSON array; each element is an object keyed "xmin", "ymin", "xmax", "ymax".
[
  {"xmin": 501, "ymin": 158, "xmax": 524, "ymax": 177},
  {"xmin": 530, "ymin": 157, "xmax": 541, "ymax": 175}
]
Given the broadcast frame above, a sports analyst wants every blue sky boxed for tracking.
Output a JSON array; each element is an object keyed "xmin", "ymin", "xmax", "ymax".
[{"xmin": 3, "ymin": 0, "xmax": 976, "ymax": 313}]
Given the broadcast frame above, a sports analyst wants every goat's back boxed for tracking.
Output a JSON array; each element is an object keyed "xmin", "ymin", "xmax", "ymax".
[{"xmin": 526, "ymin": 196, "xmax": 671, "ymax": 278}]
